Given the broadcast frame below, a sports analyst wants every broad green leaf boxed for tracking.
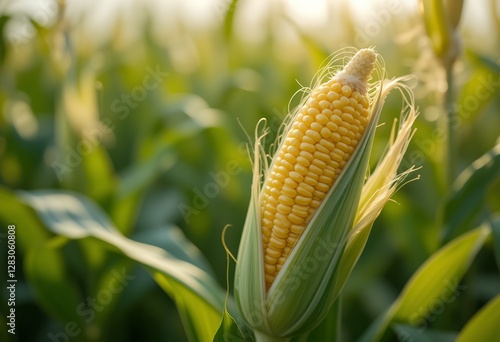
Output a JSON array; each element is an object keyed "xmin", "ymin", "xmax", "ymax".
[
  {"xmin": 213, "ymin": 308, "xmax": 246, "ymax": 342},
  {"xmin": 20, "ymin": 190, "xmax": 226, "ymax": 342},
  {"xmin": 393, "ymin": 324, "xmax": 457, "ymax": 342},
  {"xmin": 456, "ymin": 295, "xmax": 500, "ymax": 342},
  {"xmin": 442, "ymin": 143, "xmax": 500, "ymax": 242},
  {"xmin": 360, "ymin": 226, "xmax": 490, "ymax": 342},
  {"xmin": 133, "ymin": 225, "xmax": 215, "ymax": 275}
]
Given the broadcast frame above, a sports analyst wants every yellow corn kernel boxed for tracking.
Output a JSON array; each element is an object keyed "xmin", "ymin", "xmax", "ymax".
[{"xmin": 260, "ymin": 48, "xmax": 376, "ymax": 290}]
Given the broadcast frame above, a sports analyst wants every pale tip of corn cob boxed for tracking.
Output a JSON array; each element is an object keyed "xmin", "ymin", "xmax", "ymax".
[{"xmin": 334, "ymin": 48, "xmax": 376, "ymax": 95}]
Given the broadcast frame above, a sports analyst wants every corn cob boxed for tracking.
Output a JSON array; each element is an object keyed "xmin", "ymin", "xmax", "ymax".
[{"xmin": 261, "ymin": 49, "xmax": 377, "ymax": 289}]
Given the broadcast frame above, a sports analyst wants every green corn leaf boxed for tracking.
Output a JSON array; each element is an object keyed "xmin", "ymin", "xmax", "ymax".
[
  {"xmin": 456, "ymin": 295, "xmax": 500, "ymax": 342},
  {"xmin": 394, "ymin": 226, "xmax": 490, "ymax": 324},
  {"xmin": 442, "ymin": 143, "xmax": 500, "ymax": 242},
  {"xmin": 20, "ymin": 190, "xmax": 225, "ymax": 342},
  {"xmin": 134, "ymin": 225, "xmax": 216, "ymax": 275},
  {"xmin": 360, "ymin": 225, "xmax": 491, "ymax": 342}
]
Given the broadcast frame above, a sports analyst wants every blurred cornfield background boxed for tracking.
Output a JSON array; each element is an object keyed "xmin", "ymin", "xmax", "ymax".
[{"xmin": 0, "ymin": 0, "xmax": 499, "ymax": 341}]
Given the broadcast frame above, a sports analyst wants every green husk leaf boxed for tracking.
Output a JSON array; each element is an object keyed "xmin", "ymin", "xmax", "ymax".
[
  {"xmin": 234, "ymin": 119, "xmax": 270, "ymax": 334},
  {"xmin": 334, "ymin": 81, "xmax": 417, "ymax": 296},
  {"xmin": 333, "ymin": 223, "xmax": 374, "ymax": 296}
]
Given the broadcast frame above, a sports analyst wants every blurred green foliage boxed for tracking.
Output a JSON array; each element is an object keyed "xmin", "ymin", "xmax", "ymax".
[{"xmin": 0, "ymin": 0, "xmax": 499, "ymax": 341}]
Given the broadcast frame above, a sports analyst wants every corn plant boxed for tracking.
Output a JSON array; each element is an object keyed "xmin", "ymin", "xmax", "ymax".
[{"xmin": 234, "ymin": 48, "xmax": 418, "ymax": 341}]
